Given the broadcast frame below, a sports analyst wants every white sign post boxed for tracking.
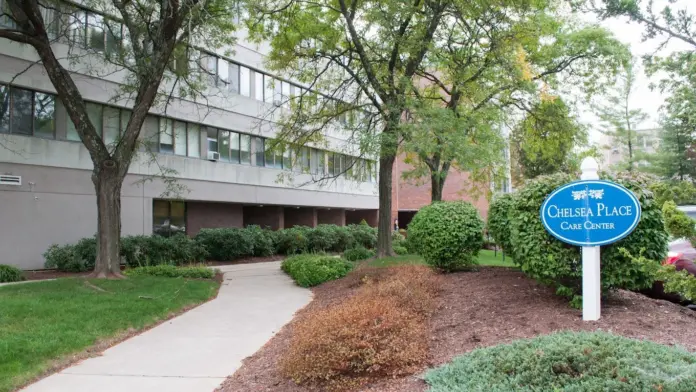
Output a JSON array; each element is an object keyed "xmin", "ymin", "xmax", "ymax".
[{"xmin": 580, "ymin": 157, "xmax": 601, "ymax": 321}]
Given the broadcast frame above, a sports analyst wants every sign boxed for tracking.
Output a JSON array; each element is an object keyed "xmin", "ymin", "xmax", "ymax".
[{"xmin": 540, "ymin": 180, "xmax": 641, "ymax": 247}]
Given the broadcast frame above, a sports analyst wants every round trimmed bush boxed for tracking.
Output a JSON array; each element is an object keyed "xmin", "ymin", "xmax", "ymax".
[
  {"xmin": 0, "ymin": 264, "xmax": 24, "ymax": 283},
  {"xmin": 487, "ymin": 193, "xmax": 515, "ymax": 254},
  {"xmin": 407, "ymin": 201, "xmax": 485, "ymax": 272},
  {"xmin": 509, "ymin": 172, "xmax": 668, "ymax": 304},
  {"xmin": 425, "ymin": 331, "xmax": 696, "ymax": 392}
]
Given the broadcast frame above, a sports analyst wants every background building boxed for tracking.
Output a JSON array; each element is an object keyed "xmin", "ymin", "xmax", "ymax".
[
  {"xmin": 599, "ymin": 128, "xmax": 661, "ymax": 169},
  {"xmin": 0, "ymin": 2, "xmax": 378, "ymax": 269}
]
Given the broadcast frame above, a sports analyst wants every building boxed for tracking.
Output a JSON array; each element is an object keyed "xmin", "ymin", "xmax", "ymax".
[
  {"xmin": 0, "ymin": 2, "xmax": 378, "ymax": 269},
  {"xmin": 599, "ymin": 128, "xmax": 660, "ymax": 169}
]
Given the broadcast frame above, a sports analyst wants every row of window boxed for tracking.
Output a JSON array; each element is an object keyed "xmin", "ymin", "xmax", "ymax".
[{"xmin": 0, "ymin": 82, "xmax": 378, "ymax": 182}]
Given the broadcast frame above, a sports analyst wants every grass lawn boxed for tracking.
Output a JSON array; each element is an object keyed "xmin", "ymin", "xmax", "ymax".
[
  {"xmin": 366, "ymin": 249, "xmax": 515, "ymax": 268},
  {"xmin": 0, "ymin": 277, "xmax": 219, "ymax": 392}
]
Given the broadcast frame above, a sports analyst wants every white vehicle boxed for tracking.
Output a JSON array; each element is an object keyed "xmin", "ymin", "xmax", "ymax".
[{"xmin": 677, "ymin": 205, "xmax": 696, "ymax": 220}]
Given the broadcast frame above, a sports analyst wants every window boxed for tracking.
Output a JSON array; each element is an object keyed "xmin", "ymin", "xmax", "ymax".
[
  {"xmin": 159, "ymin": 118, "xmax": 174, "ymax": 154},
  {"xmin": 103, "ymin": 106, "xmax": 120, "ymax": 150},
  {"xmin": 67, "ymin": 9, "xmax": 86, "ymax": 45},
  {"xmin": 201, "ymin": 53, "xmax": 217, "ymax": 86},
  {"xmin": 0, "ymin": 0, "xmax": 16, "ymax": 29},
  {"xmin": 282, "ymin": 82, "xmax": 290, "ymax": 108},
  {"xmin": 300, "ymin": 147, "xmax": 310, "ymax": 173},
  {"xmin": 328, "ymin": 153, "xmax": 335, "ymax": 176},
  {"xmin": 311, "ymin": 149, "xmax": 324, "ymax": 175},
  {"xmin": 153, "ymin": 200, "xmax": 186, "ymax": 237},
  {"xmin": 219, "ymin": 130, "xmax": 230, "ymax": 161},
  {"xmin": 87, "ymin": 13, "xmax": 106, "ymax": 52},
  {"xmin": 274, "ymin": 80, "xmax": 282, "ymax": 104},
  {"xmin": 105, "ymin": 19, "xmax": 122, "ymax": 56},
  {"xmin": 264, "ymin": 75, "xmax": 274, "ymax": 104},
  {"xmin": 254, "ymin": 72, "xmax": 264, "ymax": 101},
  {"xmin": 240, "ymin": 134, "xmax": 251, "ymax": 164},
  {"xmin": 174, "ymin": 121, "xmax": 187, "ymax": 156},
  {"xmin": 207, "ymin": 128, "xmax": 218, "ymax": 153},
  {"xmin": 86, "ymin": 102, "xmax": 103, "ymax": 141},
  {"xmin": 40, "ymin": 1, "xmax": 60, "ymax": 40},
  {"xmin": 34, "ymin": 93, "xmax": 55, "ymax": 139},
  {"xmin": 230, "ymin": 132, "xmax": 240, "ymax": 163},
  {"xmin": 229, "ymin": 62, "xmax": 240, "ymax": 93},
  {"xmin": 240, "ymin": 66, "xmax": 250, "ymax": 96},
  {"xmin": 119, "ymin": 109, "xmax": 131, "ymax": 135},
  {"xmin": 265, "ymin": 141, "xmax": 274, "ymax": 168},
  {"xmin": 217, "ymin": 57, "xmax": 229, "ymax": 87},
  {"xmin": 282, "ymin": 148, "xmax": 291, "ymax": 171},
  {"xmin": 11, "ymin": 87, "xmax": 32, "ymax": 136},
  {"xmin": 187, "ymin": 124, "xmax": 200, "ymax": 158},
  {"xmin": 254, "ymin": 137, "xmax": 265, "ymax": 166},
  {"xmin": 0, "ymin": 85, "xmax": 8, "ymax": 133},
  {"xmin": 264, "ymin": 141, "xmax": 284, "ymax": 169}
]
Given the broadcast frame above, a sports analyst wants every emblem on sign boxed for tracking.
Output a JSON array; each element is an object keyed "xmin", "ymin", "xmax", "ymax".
[{"xmin": 540, "ymin": 180, "xmax": 642, "ymax": 247}]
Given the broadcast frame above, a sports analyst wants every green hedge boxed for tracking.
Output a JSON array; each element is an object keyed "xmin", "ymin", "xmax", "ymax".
[
  {"xmin": 0, "ymin": 265, "xmax": 24, "ymax": 283},
  {"xmin": 407, "ymin": 201, "xmax": 485, "ymax": 272},
  {"xmin": 124, "ymin": 265, "xmax": 216, "ymax": 279},
  {"xmin": 281, "ymin": 254, "xmax": 353, "ymax": 287},
  {"xmin": 509, "ymin": 172, "xmax": 668, "ymax": 305},
  {"xmin": 425, "ymin": 331, "xmax": 696, "ymax": 392},
  {"xmin": 663, "ymin": 201, "xmax": 696, "ymax": 240},
  {"xmin": 487, "ymin": 193, "xmax": 515, "ymax": 254},
  {"xmin": 342, "ymin": 246, "xmax": 375, "ymax": 261}
]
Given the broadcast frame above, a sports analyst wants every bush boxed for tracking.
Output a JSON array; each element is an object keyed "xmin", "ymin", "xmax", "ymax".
[
  {"xmin": 392, "ymin": 230, "xmax": 406, "ymax": 248},
  {"xmin": 275, "ymin": 226, "xmax": 311, "ymax": 255},
  {"xmin": 307, "ymin": 224, "xmax": 340, "ymax": 252},
  {"xmin": 509, "ymin": 172, "xmax": 668, "ymax": 305},
  {"xmin": 342, "ymin": 246, "xmax": 375, "ymax": 262},
  {"xmin": 487, "ymin": 193, "xmax": 515, "ymax": 254},
  {"xmin": 393, "ymin": 245, "xmax": 408, "ymax": 255},
  {"xmin": 347, "ymin": 221, "xmax": 377, "ymax": 249},
  {"xmin": 124, "ymin": 265, "xmax": 216, "ymax": 279},
  {"xmin": 194, "ymin": 228, "xmax": 254, "ymax": 261},
  {"xmin": 663, "ymin": 201, "xmax": 696, "ymax": 239},
  {"xmin": 44, "ymin": 244, "xmax": 90, "ymax": 272},
  {"xmin": 407, "ymin": 201, "xmax": 485, "ymax": 272},
  {"xmin": 624, "ymin": 249, "xmax": 696, "ymax": 302},
  {"xmin": 649, "ymin": 180, "xmax": 696, "ymax": 208},
  {"xmin": 0, "ymin": 264, "xmax": 24, "ymax": 283},
  {"xmin": 425, "ymin": 331, "xmax": 696, "ymax": 392},
  {"xmin": 245, "ymin": 225, "xmax": 276, "ymax": 257},
  {"xmin": 281, "ymin": 254, "xmax": 353, "ymax": 287},
  {"xmin": 121, "ymin": 234, "xmax": 207, "ymax": 267}
]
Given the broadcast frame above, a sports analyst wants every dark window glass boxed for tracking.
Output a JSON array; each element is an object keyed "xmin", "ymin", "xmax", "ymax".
[
  {"xmin": 87, "ymin": 13, "xmax": 105, "ymax": 52},
  {"xmin": 207, "ymin": 128, "xmax": 218, "ymax": 152},
  {"xmin": 11, "ymin": 87, "xmax": 33, "ymax": 135},
  {"xmin": 283, "ymin": 148, "xmax": 291, "ymax": 171},
  {"xmin": 219, "ymin": 130, "xmax": 230, "ymax": 161},
  {"xmin": 153, "ymin": 200, "xmax": 186, "ymax": 237},
  {"xmin": 229, "ymin": 132, "xmax": 240, "ymax": 163},
  {"xmin": 328, "ymin": 153, "xmax": 335, "ymax": 176},
  {"xmin": 0, "ymin": 85, "xmax": 9, "ymax": 133},
  {"xmin": 274, "ymin": 147, "xmax": 283, "ymax": 169},
  {"xmin": 254, "ymin": 137, "xmax": 265, "ymax": 166},
  {"xmin": 159, "ymin": 118, "xmax": 174, "ymax": 154},
  {"xmin": 240, "ymin": 134, "xmax": 251, "ymax": 164},
  {"xmin": 265, "ymin": 140, "xmax": 274, "ymax": 168},
  {"xmin": 34, "ymin": 93, "xmax": 55, "ymax": 138},
  {"xmin": 105, "ymin": 19, "xmax": 122, "ymax": 55}
]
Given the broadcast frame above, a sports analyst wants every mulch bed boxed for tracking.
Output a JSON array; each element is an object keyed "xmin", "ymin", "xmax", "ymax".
[{"xmin": 218, "ymin": 267, "xmax": 696, "ymax": 392}]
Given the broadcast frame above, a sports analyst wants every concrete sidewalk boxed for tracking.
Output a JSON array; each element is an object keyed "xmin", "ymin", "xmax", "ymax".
[{"xmin": 22, "ymin": 261, "xmax": 312, "ymax": 392}]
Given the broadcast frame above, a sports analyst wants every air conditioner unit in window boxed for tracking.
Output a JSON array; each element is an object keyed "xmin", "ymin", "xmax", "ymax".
[
  {"xmin": 207, "ymin": 151, "xmax": 220, "ymax": 161},
  {"xmin": 0, "ymin": 175, "xmax": 21, "ymax": 186}
]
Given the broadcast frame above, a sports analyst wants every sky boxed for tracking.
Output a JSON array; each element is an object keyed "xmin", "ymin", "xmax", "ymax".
[{"xmin": 576, "ymin": 0, "xmax": 696, "ymax": 143}]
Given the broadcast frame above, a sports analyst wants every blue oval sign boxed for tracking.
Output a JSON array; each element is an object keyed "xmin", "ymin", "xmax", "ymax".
[{"xmin": 540, "ymin": 180, "xmax": 641, "ymax": 247}]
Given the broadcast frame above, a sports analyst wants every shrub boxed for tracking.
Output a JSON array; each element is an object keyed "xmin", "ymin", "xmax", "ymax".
[
  {"xmin": 194, "ymin": 228, "xmax": 254, "ymax": 261},
  {"xmin": 392, "ymin": 230, "xmax": 406, "ymax": 248},
  {"xmin": 73, "ymin": 236, "xmax": 97, "ymax": 270},
  {"xmin": 624, "ymin": 249, "xmax": 696, "ymax": 302},
  {"xmin": 487, "ymin": 193, "xmax": 516, "ymax": 254},
  {"xmin": 44, "ymin": 244, "xmax": 89, "ymax": 272},
  {"xmin": 347, "ymin": 221, "xmax": 377, "ymax": 249},
  {"xmin": 245, "ymin": 225, "xmax": 276, "ymax": 257},
  {"xmin": 407, "ymin": 201, "xmax": 485, "ymax": 272},
  {"xmin": 307, "ymin": 224, "xmax": 340, "ymax": 252},
  {"xmin": 124, "ymin": 265, "xmax": 216, "ymax": 279},
  {"xmin": 663, "ymin": 201, "xmax": 696, "ymax": 239},
  {"xmin": 281, "ymin": 254, "xmax": 353, "ymax": 287},
  {"xmin": 280, "ymin": 265, "xmax": 438, "ymax": 390},
  {"xmin": 393, "ymin": 245, "xmax": 408, "ymax": 255},
  {"xmin": 0, "ymin": 264, "xmax": 24, "ymax": 283},
  {"xmin": 342, "ymin": 246, "xmax": 375, "ymax": 262},
  {"xmin": 425, "ymin": 331, "xmax": 696, "ymax": 392},
  {"xmin": 331, "ymin": 225, "xmax": 356, "ymax": 252},
  {"xmin": 120, "ymin": 234, "xmax": 207, "ymax": 267},
  {"xmin": 275, "ymin": 226, "xmax": 311, "ymax": 255},
  {"xmin": 649, "ymin": 180, "xmax": 696, "ymax": 208},
  {"xmin": 509, "ymin": 172, "xmax": 668, "ymax": 305}
]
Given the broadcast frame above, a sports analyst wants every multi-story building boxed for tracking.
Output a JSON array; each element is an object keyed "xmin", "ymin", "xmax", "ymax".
[
  {"xmin": 0, "ymin": 2, "xmax": 378, "ymax": 269},
  {"xmin": 599, "ymin": 128, "xmax": 661, "ymax": 169}
]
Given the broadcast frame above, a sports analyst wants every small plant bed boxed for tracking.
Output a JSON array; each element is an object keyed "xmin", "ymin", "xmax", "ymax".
[
  {"xmin": 365, "ymin": 250, "xmax": 514, "ymax": 268},
  {"xmin": 219, "ymin": 267, "xmax": 696, "ymax": 392},
  {"xmin": 0, "ymin": 276, "xmax": 220, "ymax": 392}
]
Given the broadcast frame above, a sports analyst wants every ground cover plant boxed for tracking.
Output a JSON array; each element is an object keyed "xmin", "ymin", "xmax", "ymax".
[
  {"xmin": 0, "ymin": 277, "xmax": 219, "ymax": 392},
  {"xmin": 281, "ymin": 254, "xmax": 353, "ymax": 287},
  {"xmin": 124, "ymin": 265, "xmax": 216, "ymax": 279}
]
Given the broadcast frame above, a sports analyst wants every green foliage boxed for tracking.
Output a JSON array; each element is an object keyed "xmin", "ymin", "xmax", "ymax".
[
  {"xmin": 393, "ymin": 246, "xmax": 409, "ymax": 255},
  {"xmin": 509, "ymin": 172, "xmax": 668, "ymax": 304},
  {"xmin": 281, "ymin": 255, "xmax": 353, "ymax": 288},
  {"xmin": 347, "ymin": 222, "xmax": 377, "ymax": 249},
  {"xmin": 649, "ymin": 181, "xmax": 696, "ymax": 208},
  {"xmin": 392, "ymin": 231, "xmax": 407, "ymax": 249},
  {"xmin": 194, "ymin": 228, "xmax": 255, "ymax": 261},
  {"xmin": 120, "ymin": 235, "xmax": 207, "ymax": 267},
  {"xmin": 275, "ymin": 227, "xmax": 311, "ymax": 255},
  {"xmin": 663, "ymin": 201, "xmax": 696, "ymax": 239},
  {"xmin": 342, "ymin": 246, "xmax": 375, "ymax": 262},
  {"xmin": 407, "ymin": 201, "xmax": 485, "ymax": 272},
  {"xmin": 623, "ymin": 249, "xmax": 696, "ymax": 302},
  {"xmin": 43, "ymin": 244, "xmax": 90, "ymax": 272},
  {"xmin": 124, "ymin": 265, "xmax": 215, "ymax": 279},
  {"xmin": 511, "ymin": 99, "xmax": 587, "ymax": 179},
  {"xmin": 306, "ymin": 224, "xmax": 340, "ymax": 253},
  {"xmin": 424, "ymin": 331, "xmax": 696, "ymax": 392},
  {"xmin": 487, "ymin": 193, "xmax": 516, "ymax": 254},
  {"xmin": 245, "ymin": 225, "xmax": 276, "ymax": 257},
  {"xmin": 0, "ymin": 265, "xmax": 24, "ymax": 283}
]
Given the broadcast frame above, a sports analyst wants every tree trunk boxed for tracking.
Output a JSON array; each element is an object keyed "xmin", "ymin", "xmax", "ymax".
[
  {"xmin": 431, "ymin": 173, "xmax": 443, "ymax": 202},
  {"xmin": 92, "ymin": 160, "xmax": 124, "ymax": 278},
  {"xmin": 376, "ymin": 152, "xmax": 396, "ymax": 258},
  {"xmin": 627, "ymin": 128, "xmax": 633, "ymax": 172}
]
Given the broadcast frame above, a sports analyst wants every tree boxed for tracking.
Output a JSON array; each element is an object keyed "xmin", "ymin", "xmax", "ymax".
[
  {"xmin": 594, "ymin": 58, "xmax": 648, "ymax": 171},
  {"xmin": 247, "ymin": 0, "xmax": 453, "ymax": 256},
  {"xmin": 0, "ymin": 1, "xmax": 236, "ymax": 277},
  {"xmin": 402, "ymin": 3, "xmax": 627, "ymax": 203},
  {"xmin": 511, "ymin": 97, "xmax": 588, "ymax": 179},
  {"xmin": 649, "ymin": 88, "xmax": 696, "ymax": 181}
]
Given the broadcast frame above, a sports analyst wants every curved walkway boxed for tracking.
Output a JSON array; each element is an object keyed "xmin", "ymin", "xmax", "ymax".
[{"xmin": 23, "ymin": 261, "xmax": 312, "ymax": 392}]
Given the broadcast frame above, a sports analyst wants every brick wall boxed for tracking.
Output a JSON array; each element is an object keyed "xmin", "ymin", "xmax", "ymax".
[
  {"xmin": 391, "ymin": 153, "xmax": 490, "ymax": 222},
  {"xmin": 243, "ymin": 206, "xmax": 284, "ymax": 230},
  {"xmin": 345, "ymin": 209, "xmax": 378, "ymax": 227},
  {"xmin": 284, "ymin": 207, "xmax": 318, "ymax": 228},
  {"xmin": 186, "ymin": 201, "xmax": 243, "ymax": 236},
  {"xmin": 317, "ymin": 209, "xmax": 346, "ymax": 226}
]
